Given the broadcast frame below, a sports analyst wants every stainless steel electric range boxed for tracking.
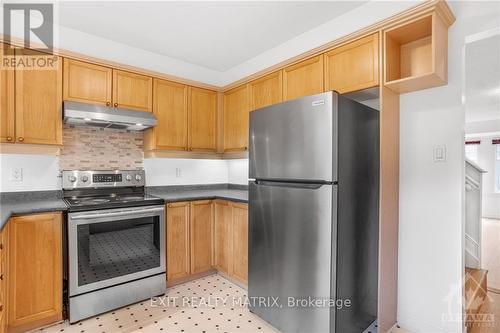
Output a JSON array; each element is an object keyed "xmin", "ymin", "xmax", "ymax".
[{"xmin": 63, "ymin": 170, "xmax": 166, "ymax": 323}]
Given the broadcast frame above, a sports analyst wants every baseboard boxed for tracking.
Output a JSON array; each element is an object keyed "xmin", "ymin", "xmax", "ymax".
[
  {"xmin": 389, "ymin": 323, "xmax": 414, "ymax": 333},
  {"xmin": 215, "ymin": 270, "xmax": 248, "ymax": 290},
  {"xmin": 167, "ymin": 269, "xmax": 217, "ymax": 287}
]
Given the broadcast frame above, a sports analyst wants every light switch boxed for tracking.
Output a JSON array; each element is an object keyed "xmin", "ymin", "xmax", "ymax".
[
  {"xmin": 433, "ymin": 145, "xmax": 446, "ymax": 162},
  {"xmin": 11, "ymin": 167, "xmax": 23, "ymax": 182}
]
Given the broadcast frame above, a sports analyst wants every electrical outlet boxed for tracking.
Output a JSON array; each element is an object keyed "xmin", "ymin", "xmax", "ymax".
[
  {"xmin": 175, "ymin": 167, "xmax": 182, "ymax": 178},
  {"xmin": 11, "ymin": 167, "xmax": 23, "ymax": 182}
]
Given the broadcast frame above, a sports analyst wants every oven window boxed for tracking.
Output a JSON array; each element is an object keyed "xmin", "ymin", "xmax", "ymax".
[{"xmin": 77, "ymin": 216, "xmax": 161, "ymax": 286}]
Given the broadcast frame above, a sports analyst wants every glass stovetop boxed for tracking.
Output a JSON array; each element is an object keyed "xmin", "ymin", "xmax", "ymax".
[{"xmin": 64, "ymin": 193, "xmax": 164, "ymax": 211}]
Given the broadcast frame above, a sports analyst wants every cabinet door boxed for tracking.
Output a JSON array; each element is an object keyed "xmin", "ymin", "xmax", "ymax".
[
  {"xmin": 231, "ymin": 203, "xmax": 248, "ymax": 284},
  {"xmin": 6, "ymin": 212, "xmax": 62, "ymax": 333},
  {"xmin": 166, "ymin": 202, "xmax": 190, "ymax": 281},
  {"xmin": 214, "ymin": 200, "xmax": 232, "ymax": 275},
  {"xmin": 324, "ymin": 33, "xmax": 379, "ymax": 93},
  {"xmin": 283, "ymin": 55, "xmax": 324, "ymax": 101},
  {"xmin": 112, "ymin": 70, "xmax": 152, "ymax": 112},
  {"xmin": 63, "ymin": 59, "xmax": 112, "ymax": 106},
  {"xmin": 0, "ymin": 44, "xmax": 15, "ymax": 143},
  {"xmin": 0, "ymin": 229, "xmax": 5, "ymax": 333},
  {"xmin": 147, "ymin": 79, "xmax": 188, "ymax": 151},
  {"xmin": 190, "ymin": 201, "xmax": 214, "ymax": 274},
  {"xmin": 223, "ymin": 85, "xmax": 248, "ymax": 152},
  {"xmin": 188, "ymin": 87, "xmax": 217, "ymax": 151},
  {"xmin": 248, "ymin": 70, "xmax": 283, "ymax": 111},
  {"xmin": 15, "ymin": 50, "xmax": 63, "ymax": 145}
]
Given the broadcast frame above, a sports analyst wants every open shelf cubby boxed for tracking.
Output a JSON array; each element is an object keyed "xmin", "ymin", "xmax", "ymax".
[{"xmin": 384, "ymin": 13, "xmax": 449, "ymax": 93}]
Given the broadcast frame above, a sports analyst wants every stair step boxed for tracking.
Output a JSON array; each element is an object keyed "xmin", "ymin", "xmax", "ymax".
[{"xmin": 465, "ymin": 268, "xmax": 488, "ymax": 321}]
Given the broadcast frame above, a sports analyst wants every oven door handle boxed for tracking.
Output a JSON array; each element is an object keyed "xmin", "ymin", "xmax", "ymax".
[{"xmin": 70, "ymin": 207, "xmax": 165, "ymax": 220}]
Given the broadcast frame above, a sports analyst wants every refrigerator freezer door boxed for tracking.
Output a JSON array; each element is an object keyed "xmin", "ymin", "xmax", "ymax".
[
  {"xmin": 248, "ymin": 181, "xmax": 336, "ymax": 333},
  {"xmin": 249, "ymin": 92, "xmax": 337, "ymax": 182}
]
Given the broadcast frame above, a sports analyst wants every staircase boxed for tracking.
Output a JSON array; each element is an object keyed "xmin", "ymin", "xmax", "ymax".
[{"xmin": 465, "ymin": 267, "xmax": 488, "ymax": 327}]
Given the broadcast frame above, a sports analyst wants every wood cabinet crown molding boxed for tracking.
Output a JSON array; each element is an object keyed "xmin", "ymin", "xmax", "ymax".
[{"xmin": 1, "ymin": 1, "xmax": 453, "ymax": 93}]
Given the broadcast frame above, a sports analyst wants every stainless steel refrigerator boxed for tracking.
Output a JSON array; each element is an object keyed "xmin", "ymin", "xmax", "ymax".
[{"xmin": 248, "ymin": 91, "xmax": 379, "ymax": 333}]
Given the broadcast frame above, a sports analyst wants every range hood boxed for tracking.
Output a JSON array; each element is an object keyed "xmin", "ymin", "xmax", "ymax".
[{"xmin": 63, "ymin": 101, "xmax": 157, "ymax": 131}]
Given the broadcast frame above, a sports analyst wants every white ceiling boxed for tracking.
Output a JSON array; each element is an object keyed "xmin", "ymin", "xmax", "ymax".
[
  {"xmin": 57, "ymin": 1, "xmax": 367, "ymax": 72},
  {"xmin": 465, "ymin": 32, "xmax": 500, "ymax": 124}
]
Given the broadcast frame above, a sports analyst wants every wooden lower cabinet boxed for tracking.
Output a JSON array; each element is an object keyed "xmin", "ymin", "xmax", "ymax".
[
  {"xmin": 166, "ymin": 202, "xmax": 191, "ymax": 281},
  {"xmin": 190, "ymin": 200, "xmax": 214, "ymax": 274},
  {"xmin": 0, "ymin": 229, "xmax": 6, "ymax": 333},
  {"xmin": 167, "ymin": 200, "xmax": 248, "ymax": 286},
  {"xmin": 213, "ymin": 200, "xmax": 248, "ymax": 284},
  {"xmin": 214, "ymin": 200, "xmax": 233, "ymax": 275},
  {"xmin": 4, "ymin": 212, "xmax": 63, "ymax": 333},
  {"xmin": 166, "ymin": 200, "xmax": 215, "ymax": 284},
  {"xmin": 231, "ymin": 203, "xmax": 248, "ymax": 284}
]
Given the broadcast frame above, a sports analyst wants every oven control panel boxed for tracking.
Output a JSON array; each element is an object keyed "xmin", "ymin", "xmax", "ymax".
[{"xmin": 62, "ymin": 170, "xmax": 145, "ymax": 189}]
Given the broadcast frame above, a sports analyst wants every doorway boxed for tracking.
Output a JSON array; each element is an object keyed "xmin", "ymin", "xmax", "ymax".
[{"xmin": 463, "ymin": 27, "xmax": 500, "ymax": 332}]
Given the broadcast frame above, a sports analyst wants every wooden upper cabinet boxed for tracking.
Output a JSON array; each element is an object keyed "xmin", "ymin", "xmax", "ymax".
[
  {"xmin": 190, "ymin": 201, "xmax": 214, "ymax": 274},
  {"xmin": 324, "ymin": 33, "xmax": 379, "ymax": 94},
  {"xmin": 248, "ymin": 70, "xmax": 283, "ymax": 111},
  {"xmin": 63, "ymin": 60, "xmax": 152, "ymax": 112},
  {"xmin": 188, "ymin": 87, "xmax": 217, "ymax": 151},
  {"xmin": 146, "ymin": 79, "xmax": 188, "ymax": 151},
  {"xmin": 166, "ymin": 202, "xmax": 191, "ymax": 282},
  {"xmin": 112, "ymin": 70, "xmax": 152, "ymax": 112},
  {"xmin": 223, "ymin": 85, "xmax": 249, "ymax": 152},
  {"xmin": 63, "ymin": 59, "xmax": 112, "ymax": 105},
  {"xmin": 15, "ymin": 50, "xmax": 62, "ymax": 145},
  {"xmin": 6, "ymin": 212, "xmax": 62, "ymax": 333},
  {"xmin": 283, "ymin": 55, "xmax": 324, "ymax": 101},
  {"xmin": 214, "ymin": 200, "xmax": 232, "ymax": 275},
  {"xmin": 0, "ymin": 44, "xmax": 15, "ymax": 143},
  {"xmin": 231, "ymin": 203, "xmax": 248, "ymax": 284}
]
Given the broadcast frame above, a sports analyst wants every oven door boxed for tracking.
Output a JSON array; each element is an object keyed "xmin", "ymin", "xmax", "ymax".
[{"xmin": 68, "ymin": 205, "xmax": 165, "ymax": 296}]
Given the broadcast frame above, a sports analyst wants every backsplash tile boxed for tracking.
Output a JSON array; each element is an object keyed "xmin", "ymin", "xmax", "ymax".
[{"xmin": 60, "ymin": 124, "xmax": 144, "ymax": 171}]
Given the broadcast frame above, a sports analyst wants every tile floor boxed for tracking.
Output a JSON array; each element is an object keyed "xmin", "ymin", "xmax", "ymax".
[
  {"xmin": 32, "ymin": 274, "xmax": 281, "ymax": 333},
  {"xmin": 482, "ymin": 218, "xmax": 500, "ymax": 291}
]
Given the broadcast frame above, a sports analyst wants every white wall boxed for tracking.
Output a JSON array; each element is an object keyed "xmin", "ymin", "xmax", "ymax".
[
  {"xmin": 0, "ymin": 154, "xmax": 60, "ymax": 192},
  {"xmin": 227, "ymin": 159, "xmax": 249, "ymax": 185},
  {"xmin": 0, "ymin": 156, "xmax": 231, "ymax": 192},
  {"xmin": 143, "ymin": 158, "xmax": 228, "ymax": 186},
  {"xmin": 397, "ymin": 1, "xmax": 500, "ymax": 332}
]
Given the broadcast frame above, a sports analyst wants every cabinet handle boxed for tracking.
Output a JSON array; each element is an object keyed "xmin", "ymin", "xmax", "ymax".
[
  {"xmin": 114, "ymin": 103, "xmax": 118, "ymax": 107},
  {"xmin": 6, "ymin": 136, "xmax": 12, "ymax": 141},
  {"xmin": 244, "ymin": 146, "xmax": 248, "ymax": 151},
  {"xmin": 106, "ymin": 101, "xmax": 111, "ymax": 106},
  {"xmin": 18, "ymin": 137, "xmax": 24, "ymax": 142},
  {"xmin": 0, "ymin": 305, "xmax": 3, "ymax": 312},
  {"xmin": 0, "ymin": 243, "xmax": 3, "ymax": 250},
  {"xmin": 0, "ymin": 274, "xmax": 3, "ymax": 280}
]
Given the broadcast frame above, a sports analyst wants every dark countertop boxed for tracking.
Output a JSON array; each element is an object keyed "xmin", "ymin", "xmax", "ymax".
[
  {"xmin": 0, "ymin": 191, "xmax": 68, "ymax": 230},
  {"xmin": 0, "ymin": 184, "xmax": 248, "ymax": 230},
  {"xmin": 147, "ymin": 184, "xmax": 248, "ymax": 204}
]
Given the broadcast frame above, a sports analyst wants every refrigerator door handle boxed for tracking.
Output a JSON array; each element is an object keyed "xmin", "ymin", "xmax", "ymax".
[{"xmin": 253, "ymin": 180, "xmax": 332, "ymax": 189}]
